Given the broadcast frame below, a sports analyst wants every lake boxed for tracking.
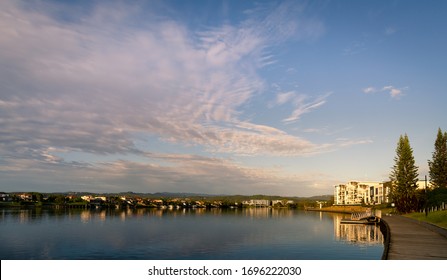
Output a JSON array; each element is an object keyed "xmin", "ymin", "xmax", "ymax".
[{"xmin": 0, "ymin": 207, "xmax": 384, "ymax": 260}]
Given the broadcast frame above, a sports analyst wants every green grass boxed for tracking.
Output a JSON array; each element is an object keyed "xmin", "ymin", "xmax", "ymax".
[
  {"xmin": 0, "ymin": 201, "xmax": 22, "ymax": 207},
  {"xmin": 404, "ymin": 210, "xmax": 447, "ymax": 229}
]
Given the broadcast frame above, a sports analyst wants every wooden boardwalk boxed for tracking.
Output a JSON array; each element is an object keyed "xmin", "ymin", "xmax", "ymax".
[{"xmin": 382, "ymin": 215, "xmax": 447, "ymax": 260}]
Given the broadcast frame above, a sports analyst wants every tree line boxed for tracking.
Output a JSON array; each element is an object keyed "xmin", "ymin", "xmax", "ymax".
[{"xmin": 390, "ymin": 128, "xmax": 447, "ymax": 213}]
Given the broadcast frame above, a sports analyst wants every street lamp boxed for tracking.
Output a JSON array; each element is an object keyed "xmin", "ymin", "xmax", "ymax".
[{"xmin": 425, "ymin": 175, "xmax": 428, "ymax": 216}]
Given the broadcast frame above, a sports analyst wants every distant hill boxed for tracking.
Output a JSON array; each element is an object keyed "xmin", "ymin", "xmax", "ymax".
[
  {"xmin": 5, "ymin": 191, "xmax": 334, "ymax": 200},
  {"xmin": 306, "ymin": 195, "xmax": 333, "ymax": 201}
]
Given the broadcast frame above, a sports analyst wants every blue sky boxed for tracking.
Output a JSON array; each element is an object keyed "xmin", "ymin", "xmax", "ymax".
[{"xmin": 1, "ymin": 0, "xmax": 446, "ymax": 196}]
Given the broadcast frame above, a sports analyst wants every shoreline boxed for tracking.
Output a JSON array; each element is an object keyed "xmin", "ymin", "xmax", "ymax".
[
  {"xmin": 307, "ymin": 205, "xmax": 391, "ymax": 260},
  {"xmin": 309, "ymin": 206, "xmax": 447, "ymax": 260},
  {"xmin": 305, "ymin": 205, "xmax": 371, "ymax": 214}
]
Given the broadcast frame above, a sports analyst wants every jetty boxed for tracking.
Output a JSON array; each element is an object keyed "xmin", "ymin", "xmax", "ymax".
[
  {"xmin": 340, "ymin": 208, "xmax": 379, "ymax": 224},
  {"xmin": 381, "ymin": 215, "xmax": 447, "ymax": 259}
]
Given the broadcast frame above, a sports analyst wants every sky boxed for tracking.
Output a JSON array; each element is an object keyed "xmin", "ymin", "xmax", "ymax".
[{"xmin": 1, "ymin": 0, "xmax": 446, "ymax": 196}]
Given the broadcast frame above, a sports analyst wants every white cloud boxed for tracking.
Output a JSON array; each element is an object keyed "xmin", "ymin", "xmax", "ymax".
[
  {"xmin": 0, "ymin": 0, "xmax": 331, "ymax": 166},
  {"xmin": 282, "ymin": 93, "xmax": 331, "ymax": 123},
  {"xmin": 363, "ymin": 87, "xmax": 377, "ymax": 94},
  {"xmin": 381, "ymin": 86, "xmax": 405, "ymax": 99},
  {"xmin": 276, "ymin": 91, "xmax": 295, "ymax": 105},
  {"xmin": 0, "ymin": 1, "xmax": 389, "ymax": 196},
  {"xmin": 336, "ymin": 138, "xmax": 373, "ymax": 147},
  {"xmin": 362, "ymin": 85, "xmax": 406, "ymax": 99},
  {"xmin": 390, "ymin": 88, "xmax": 402, "ymax": 98}
]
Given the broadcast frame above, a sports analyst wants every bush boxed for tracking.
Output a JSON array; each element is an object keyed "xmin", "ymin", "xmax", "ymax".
[{"xmin": 427, "ymin": 188, "xmax": 447, "ymax": 207}]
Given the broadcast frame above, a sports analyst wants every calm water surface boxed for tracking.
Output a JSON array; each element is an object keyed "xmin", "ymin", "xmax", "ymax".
[{"xmin": 0, "ymin": 208, "xmax": 384, "ymax": 259}]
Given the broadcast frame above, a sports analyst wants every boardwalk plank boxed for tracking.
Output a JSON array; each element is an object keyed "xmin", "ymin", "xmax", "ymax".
[{"xmin": 382, "ymin": 215, "xmax": 447, "ymax": 260}]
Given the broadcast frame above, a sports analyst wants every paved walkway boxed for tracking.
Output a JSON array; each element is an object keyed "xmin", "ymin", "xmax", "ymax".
[{"xmin": 382, "ymin": 215, "xmax": 447, "ymax": 260}]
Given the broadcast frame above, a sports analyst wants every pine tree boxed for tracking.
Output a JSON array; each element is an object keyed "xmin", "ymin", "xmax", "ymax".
[
  {"xmin": 389, "ymin": 134, "xmax": 419, "ymax": 213},
  {"xmin": 428, "ymin": 128, "xmax": 447, "ymax": 189}
]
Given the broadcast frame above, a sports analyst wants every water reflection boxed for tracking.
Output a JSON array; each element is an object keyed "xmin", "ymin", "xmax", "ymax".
[
  {"xmin": 333, "ymin": 215, "xmax": 383, "ymax": 245},
  {"xmin": 0, "ymin": 208, "xmax": 383, "ymax": 260},
  {"xmin": 62, "ymin": 207, "xmax": 299, "ymax": 221}
]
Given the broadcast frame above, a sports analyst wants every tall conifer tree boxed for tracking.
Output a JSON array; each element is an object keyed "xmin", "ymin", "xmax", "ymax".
[
  {"xmin": 428, "ymin": 128, "xmax": 447, "ymax": 189},
  {"xmin": 389, "ymin": 134, "xmax": 419, "ymax": 213}
]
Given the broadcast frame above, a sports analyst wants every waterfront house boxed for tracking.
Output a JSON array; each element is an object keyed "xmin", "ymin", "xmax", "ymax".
[
  {"xmin": 81, "ymin": 195, "xmax": 107, "ymax": 203},
  {"xmin": 243, "ymin": 199, "xmax": 270, "ymax": 207},
  {"xmin": 271, "ymin": 200, "xmax": 283, "ymax": 206},
  {"xmin": 81, "ymin": 195, "xmax": 92, "ymax": 202},
  {"xmin": 19, "ymin": 193, "xmax": 32, "ymax": 201},
  {"xmin": 0, "ymin": 193, "xmax": 12, "ymax": 202}
]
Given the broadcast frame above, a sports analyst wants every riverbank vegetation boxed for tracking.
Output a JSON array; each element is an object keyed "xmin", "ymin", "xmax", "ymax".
[
  {"xmin": 389, "ymin": 134, "xmax": 419, "ymax": 213},
  {"xmin": 307, "ymin": 205, "xmax": 368, "ymax": 214},
  {"xmin": 404, "ymin": 211, "xmax": 447, "ymax": 229},
  {"xmin": 389, "ymin": 128, "xmax": 447, "ymax": 214},
  {"xmin": 0, "ymin": 192, "xmax": 334, "ymax": 210}
]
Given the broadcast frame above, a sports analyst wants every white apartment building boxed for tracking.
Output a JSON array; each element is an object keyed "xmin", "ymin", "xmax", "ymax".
[
  {"xmin": 242, "ymin": 199, "xmax": 270, "ymax": 207},
  {"xmin": 334, "ymin": 180, "xmax": 431, "ymax": 205},
  {"xmin": 334, "ymin": 181, "xmax": 390, "ymax": 205}
]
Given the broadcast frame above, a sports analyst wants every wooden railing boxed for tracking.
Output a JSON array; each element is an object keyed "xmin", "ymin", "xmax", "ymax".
[{"xmin": 351, "ymin": 209, "xmax": 372, "ymax": 220}]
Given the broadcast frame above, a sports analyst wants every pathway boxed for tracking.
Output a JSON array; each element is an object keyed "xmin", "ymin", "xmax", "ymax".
[{"xmin": 382, "ymin": 215, "xmax": 447, "ymax": 260}]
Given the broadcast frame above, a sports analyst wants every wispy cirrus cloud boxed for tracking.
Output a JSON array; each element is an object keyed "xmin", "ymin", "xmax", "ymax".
[
  {"xmin": 0, "ymin": 0, "xmax": 396, "ymax": 196},
  {"xmin": 0, "ymin": 0, "xmax": 329, "ymax": 163},
  {"xmin": 277, "ymin": 92, "xmax": 331, "ymax": 123},
  {"xmin": 276, "ymin": 91, "xmax": 296, "ymax": 105},
  {"xmin": 0, "ymin": 0, "xmax": 337, "ymax": 192}
]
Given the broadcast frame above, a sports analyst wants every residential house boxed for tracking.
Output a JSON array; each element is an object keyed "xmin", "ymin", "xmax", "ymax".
[{"xmin": 0, "ymin": 193, "xmax": 12, "ymax": 202}]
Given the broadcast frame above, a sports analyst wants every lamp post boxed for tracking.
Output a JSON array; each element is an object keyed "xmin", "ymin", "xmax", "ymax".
[{"xmin": 425, "ymin": 175, "xmax": 428, "ymax": 216}]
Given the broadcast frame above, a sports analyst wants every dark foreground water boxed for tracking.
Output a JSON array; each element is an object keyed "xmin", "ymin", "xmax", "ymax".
[{"xmin": 0, "ymin": 208, "xmax": 383, "ymax": 260}]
